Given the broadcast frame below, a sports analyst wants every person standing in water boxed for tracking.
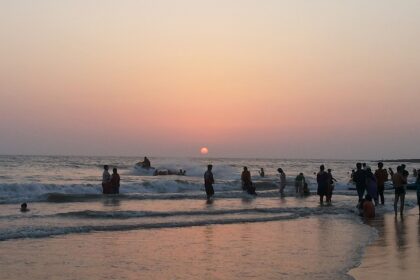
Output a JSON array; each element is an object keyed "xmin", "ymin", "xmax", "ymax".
[
  {"xmin": 241, "ymin": 167, "xmax": 256, "ymax": 195},
  {"xmin": 353, "ymin": 163, "xmax": 367, "ymax": 202},
  {"xmin": 374, "ymin": 162, "xmax": 388, "ymax": 205},
  {"xmin": 111, "ymin": 168, "xmax": 120, "ymax": 194},
  {"xmin": 317, "ymin": 165, "xmax": 329, "ymax": 205},
  {"xmin": 365, "ymin": 168, "xmax": 378, "ymax": 205},
  {"xmin": 259, "ymin": 168, "xmax": 265, "ymax": 177},
  {"xmin": 277, "ymin": 168, "xmax": 286, "ymax": 196},
  {"xmin": 416, "ymin": 170, "xmax": 420, "ymax": 215},
  {"xmin": 326, "ymin": 169, "xmax": 337, "ymax": 204},
  {"xmin": 102, "ymin": 165, "xmax": 112, "ymax": 194},
  {"xmin": 393, "ymin": 166, "xmax": 407, "ymax": 216},
  {"xmin": 295, "ymin": 173, "xmax": 306, "ymax": 195},
  {"xmin": 204, "ymin": 165, "xmax": 215, "ymax": 201}
]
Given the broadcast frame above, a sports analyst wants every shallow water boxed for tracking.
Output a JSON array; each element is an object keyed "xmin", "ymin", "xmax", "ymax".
[
  {"xmin": 0, "ymin": 156, "xmax": 418, "ymax": 279},
  {"xmin": 0, "ymin": 217, "xmax": 373, "ymax": 280}
]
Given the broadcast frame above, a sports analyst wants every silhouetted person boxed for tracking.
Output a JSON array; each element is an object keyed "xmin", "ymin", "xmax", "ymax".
[
  {"xmin": 138, "ymin": 157, "xmax": 151, "ymax": 168},
  {"xmin": 259, "ymin": 168, "xmax": 265, "ymax": 177},
  {"xmin": 241, "ymin": 167, "xmax": 256, "ymax": 195},
  {"xmin": 416, "ymin": 171, "xmax": 420, "ymax": 215},
  {"xmin": 204, "ymin": 165, "xmax": 215, "ymax": 200},
  {"xmin": 365, "ymin": 168, "xmax": 378, "ymax": 205},
  {"xmin": 388, "ymin": 167, "xmax": 394, "ymax": 179},
  {"xmin": 111, "ymin": 168, "xmax": 120, "ymax": 194},
  {"xmin": 317, "ymin": 165, "xmax": 329, "ymax": 205},
  {"xmin": 295, "ymin": 172, "xmax": 306, "ymax": 195},
  {"xmin": 374, "ymin": 162, "xmax": 388, "ymax": 205},
  {"xmin": 20, "ymin": 202, "xmax": 29, "ymax": 212},
  {"xmin": 393, "ymin": 165, "xmax": 407, "ymax": 216},
  {"xmin": 102, "ymin": 165, "xmax": 112, "ymax": 194},
  {"xmin": 353, "ymin": 163, "xmax": 367, "ymax": 202},
  {"xmin": 278, "ymin": 168, "xmax": 286, "ymax": 195},
  {"xmin": 362, "ymin": 163, "xmax": 367, "ymax": 170},
  {"xmin": 326, "ymin": 169, "xmax": 336, "ymax": 204}
]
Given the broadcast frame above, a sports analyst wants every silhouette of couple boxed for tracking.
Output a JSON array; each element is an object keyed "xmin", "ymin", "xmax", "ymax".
[{"xmin": 102, "ymin": 165, "xmax": 120, "ymax": 194}]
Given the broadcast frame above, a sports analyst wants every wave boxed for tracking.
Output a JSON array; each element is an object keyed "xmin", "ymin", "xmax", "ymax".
[
  {"xmin": 54, "ymin": 206, "xmax": 356, "ymax": 219},
  {"xmin": 0, "ymin": 179, "xmax": 402, "ymax": 204}
]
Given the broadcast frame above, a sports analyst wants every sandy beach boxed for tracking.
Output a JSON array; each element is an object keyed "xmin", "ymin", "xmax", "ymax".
[{"xmin": 349, "ymin": 207, "xmax": 420, "ymax": 280}]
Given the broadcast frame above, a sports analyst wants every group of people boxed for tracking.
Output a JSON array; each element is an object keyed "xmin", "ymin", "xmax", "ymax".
[
  {"xmin": 316, "ymin": 165, "xmax": 337, "ymax": 205},
  {"xmin": 203, "ymin": 165, "xmax": 311, "ymax": 201},
  {"xmin": 350, "ymin": 162, "xmax": 420, "ymax": 217},
  {"xmin": 100, "ymin": 160, "xmax": 420, "ymax": 217},
  {"xmin": 102, "ymin": 165, "xmax": 121, "ymax": 194}
]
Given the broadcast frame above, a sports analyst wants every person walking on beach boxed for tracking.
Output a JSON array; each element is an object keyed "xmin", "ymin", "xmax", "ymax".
[
  {"xmin": 204, "ymin": 165, "xmax": 215, "ymax": 201},
  {"xmin": 393, "ymin": 166, "xmax": 407, "ymax": 216},
  {"xmin": 317, "ymin": 165, "xmax": 329, "ymax": 205},
  {"xmin": 374, "ymin": 162, "xmax": 388, "ymax": 205},
  {"xmin": 353, "ymin": 163, "xmax": 367, "ymax": 202},
  {"xmin": 110, "ymin": 168, "xmax": 120, "ymax": 194},
  {"xmin": 102, "ymin": 165, "xmax": 112, "ymax": 194},
  {"xmin": 278, "ymin": 168, "xmax": 286, "ymax": 196}
]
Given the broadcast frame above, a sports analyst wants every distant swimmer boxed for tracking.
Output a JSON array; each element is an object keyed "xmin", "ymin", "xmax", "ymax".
[
  {"xmin": 137, "ymin": 157, "xmax": 151, "ymax": 169},
  {"xmin": 20, "ymin": 202, "xmax": 29, "ymax": 212},
  {"xmin": 317, "ymin": 165, "xmax": 329, "ymax": 205},
  {"xmin": 204, "ymin": 165, "xmax": 215, "ymax": 200},
  {"xmin": 241, "ymin": 167, "xmax": 256, "ymax": 195},
  {"xmin": 111, "ymin": 168, "xmax": 120, "ymax": 194},
  {"xmin": 259, "ymin": 168, "xmax": 265, "ymax": 177},
  {"xmin": 374, "ymin": 162, "xmax": 388, "ymax": 205},
  {"xmin": 102, "ymin": 165, "xmax": 112, "ymax": 194},
  {"xmin": 277, "ymin": 168, "xmax": 286, "ymax": 196}
]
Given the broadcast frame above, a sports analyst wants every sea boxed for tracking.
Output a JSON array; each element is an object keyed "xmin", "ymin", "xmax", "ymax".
[{"xmin": 0, "ymin": 155, "xmax": 418, "ymax": 280}]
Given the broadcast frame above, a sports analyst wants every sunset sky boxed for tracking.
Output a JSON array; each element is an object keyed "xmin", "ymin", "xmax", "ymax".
[{"xmin": 1, "ymin": 0, "xmax": 419, "ymax": 159}]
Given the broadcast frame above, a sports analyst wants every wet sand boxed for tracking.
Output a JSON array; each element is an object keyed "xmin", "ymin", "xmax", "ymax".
[
  {"xmin": 349, "ymin": 207, "xmax": 420, "ymax": 280},
  {"xmin": 0, "ymin": 216, "xmax": 372, "ymax": 280}
]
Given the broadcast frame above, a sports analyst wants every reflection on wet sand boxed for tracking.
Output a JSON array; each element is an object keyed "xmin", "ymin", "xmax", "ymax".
[{"xmin": 349, "ymin": 208, "xmax": 420, "ymax": 280}]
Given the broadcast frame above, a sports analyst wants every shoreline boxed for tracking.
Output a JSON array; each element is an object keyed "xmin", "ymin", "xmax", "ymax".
[{"xmin": 348, "ymin": 207, "xmax": 420, "ymax": 279}]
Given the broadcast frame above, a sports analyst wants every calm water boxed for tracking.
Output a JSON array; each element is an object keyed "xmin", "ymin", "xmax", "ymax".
[{"xmin": 0, "ymin": 156, "xmax": 418, "ymax": 279}]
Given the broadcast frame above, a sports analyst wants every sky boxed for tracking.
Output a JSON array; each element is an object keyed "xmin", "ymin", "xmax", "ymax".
[{"xmin": 0, "ymin": 0, "xmax": 419, "ymax": 159}]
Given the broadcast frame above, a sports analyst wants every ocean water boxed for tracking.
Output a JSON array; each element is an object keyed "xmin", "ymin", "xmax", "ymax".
[{"xmin": 0, "ymin": 156, "xmax": 418, "ymax": 279}]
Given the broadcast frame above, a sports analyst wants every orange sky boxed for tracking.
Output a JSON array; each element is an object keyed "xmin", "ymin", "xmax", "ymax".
[{"xmin": 1, "ymin": 0, "xmax": 419, "ymax": 158}]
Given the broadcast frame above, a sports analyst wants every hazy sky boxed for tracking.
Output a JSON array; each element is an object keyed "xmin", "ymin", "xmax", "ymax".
[{"xmin": 1, "ymin": 0, "xmax": 419, "ymax": 159}]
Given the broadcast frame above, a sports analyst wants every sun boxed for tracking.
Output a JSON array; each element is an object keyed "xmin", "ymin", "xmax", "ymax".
[{"xmin": 200, "ymin": 147, "xmax": 209, "ymax": 155}]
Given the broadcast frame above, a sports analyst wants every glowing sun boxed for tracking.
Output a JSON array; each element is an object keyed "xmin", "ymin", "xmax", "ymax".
[{"xmin": 200, "ymin": 147, "xmax": 209, "ymax": 155}]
